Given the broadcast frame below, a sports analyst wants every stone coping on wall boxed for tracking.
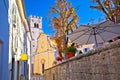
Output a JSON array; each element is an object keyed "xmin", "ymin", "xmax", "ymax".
[{"xmin": 45, "ymin": 40, "xmax": 120, "ymax": 71}]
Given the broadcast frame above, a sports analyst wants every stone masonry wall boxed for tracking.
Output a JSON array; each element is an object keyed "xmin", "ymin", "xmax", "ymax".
[{"xmin": 45, "ymin": 40, "xmax": 120, "ymax": 80}]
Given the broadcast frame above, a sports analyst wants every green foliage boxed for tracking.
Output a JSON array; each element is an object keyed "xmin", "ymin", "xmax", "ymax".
[{"xmin": 66, "ymin": 46, "xmax": 77, "ymax": 53}]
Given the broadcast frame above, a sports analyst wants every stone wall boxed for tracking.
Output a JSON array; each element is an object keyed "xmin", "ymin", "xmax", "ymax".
[{"xmin": 45, "ymin": 40, "xmax": 120, "ymax": 80}]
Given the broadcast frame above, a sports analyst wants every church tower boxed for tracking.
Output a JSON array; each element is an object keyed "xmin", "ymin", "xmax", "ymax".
[{"xmin": 28, "ymin": 15, "xmax": 42, "ymax": 54}]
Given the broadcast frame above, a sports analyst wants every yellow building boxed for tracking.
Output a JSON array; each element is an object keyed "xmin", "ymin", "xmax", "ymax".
[{"xmin": 34, "ymin": 33, "xmax": 56, "ymax": 74}]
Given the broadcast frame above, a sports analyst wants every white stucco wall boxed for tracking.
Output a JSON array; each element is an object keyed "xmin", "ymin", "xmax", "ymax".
[
  {"xmin": 27, "ymin": 35, "xmax": 31, "ymax": 80},
  {"xmin": 9, "ymin": 0, "xmax": 29, "ymax": 80},
  {"xmin": 0, "ymin": 0, "xmax": 9, "ymax": 80}
]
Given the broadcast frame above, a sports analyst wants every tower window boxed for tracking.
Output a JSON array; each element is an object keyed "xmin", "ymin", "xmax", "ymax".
[
  {"xmin": 34, "ymin": 23, "xmax": 39, "ymax": 28},
  {"xmin": 34, "ymin": 23, "xmax": 36, "ymax": 28},
  {"xmin": 37, "ymin": 24, "xmax": 39, "ymax": 28}
]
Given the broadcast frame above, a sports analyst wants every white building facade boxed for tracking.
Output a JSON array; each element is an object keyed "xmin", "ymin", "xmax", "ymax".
[
  {"xmin": 9, "ymin": 0, "xmax": 31, "ymax": 80},
  {"xmin": 0, "ymin": 0, "xmax": 31, "ymax": 80}
]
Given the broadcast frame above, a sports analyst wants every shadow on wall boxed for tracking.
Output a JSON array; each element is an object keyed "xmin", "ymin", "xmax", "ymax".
[{"xmin": 0, "ymin": 40, "xmax": 3, "ymax": 80}]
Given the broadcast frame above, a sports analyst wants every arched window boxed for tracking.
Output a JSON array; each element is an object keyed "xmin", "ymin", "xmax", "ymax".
[
  {"xmin": 37, "ymin": 24, "xmax": 39, "ymax": 28},
  {"xmin": 34, "ymin": 23, "xmax": 36, "ymax": 28},
  {"xmin": 34, "ymin": 23, "xmax": 39, "ymax": 28},
  {"xmin": 41, "ymin": 59, "xmax": 45, "ymax": 74}
]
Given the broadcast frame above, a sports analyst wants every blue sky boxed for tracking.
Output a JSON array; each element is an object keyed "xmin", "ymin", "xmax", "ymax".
[{"xmin": 24, "ymin": 0, "xmax": 105, "ymax": 35}]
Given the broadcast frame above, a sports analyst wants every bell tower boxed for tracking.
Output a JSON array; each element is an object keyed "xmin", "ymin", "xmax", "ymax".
[{"xmin": 28, "ymin": 15, "xmax": 43, "ymax": 54}]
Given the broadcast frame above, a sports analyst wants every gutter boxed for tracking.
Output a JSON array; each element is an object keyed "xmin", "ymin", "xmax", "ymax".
[{"xmin": 16, "ymin": 0, "xmax": 32, "ymax": 40}]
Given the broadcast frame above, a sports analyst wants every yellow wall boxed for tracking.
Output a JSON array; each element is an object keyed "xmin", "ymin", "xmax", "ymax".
[
  {"xmin": 34, "ymin": 33, "xmax": 55, "ymax": 74},
  {"xmin": 33, "ymin": 33, "xmax": 93, "ymax": 74}
]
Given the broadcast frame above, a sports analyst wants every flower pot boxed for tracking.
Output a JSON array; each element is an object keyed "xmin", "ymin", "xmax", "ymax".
[
  {"xmin": 56, "ymin": 56, "xmax": 62, "ymax": 61},
  {"xmin": 66, "ymin": 52, "xmax": 75, "ymax": 59}
]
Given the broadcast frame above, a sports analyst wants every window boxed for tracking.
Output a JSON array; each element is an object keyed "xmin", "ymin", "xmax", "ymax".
[
  {"xmin": 34, "ymin": 23, "xmax": 39, "ymax": 28},
  {"xmin": 42, "ymin": 64, "xmax": 44, "ymax": 74},
  {"xmin": 34, "ymin": 23, "xmax": 36, "ymax": 28},
  {"xmin": 37, "ymin": 24, "xmax": 39, "ymax": 28},
  {"xmin": 83, "ymin": 48, "xmax": 90, "ymax": 53},
  {"xmin": 41, "ymin": 59, "xmax": 45, "ymax": 74}
]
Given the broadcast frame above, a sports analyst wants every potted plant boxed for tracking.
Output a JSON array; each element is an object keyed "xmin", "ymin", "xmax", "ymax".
[
  {"xmin": 56, "ymin": 56, "xmax": 62, "ymax": 61},
  {"xmin": 65, "ymin": 46, "xmax": 77, "ymax": 59}
]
